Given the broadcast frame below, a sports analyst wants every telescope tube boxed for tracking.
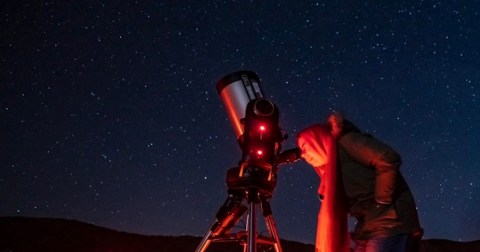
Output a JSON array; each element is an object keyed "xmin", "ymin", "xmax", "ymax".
[{"xmin": 216, "ymin": 71, "xmax": 264, "ymax": 138}]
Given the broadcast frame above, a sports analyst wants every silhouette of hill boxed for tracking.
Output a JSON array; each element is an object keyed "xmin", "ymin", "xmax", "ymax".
[
  {"xmin": 421, "ymin": 239, "xmax": 480, "ymax": 252},
  {"xmin": 0, "ymin": 216, "xmax": 478, "ymax": 252}
]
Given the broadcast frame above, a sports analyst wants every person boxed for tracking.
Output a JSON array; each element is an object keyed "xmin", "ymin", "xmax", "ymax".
[{"xmin": 296, "ymin": 112, "xmax": 422, "ymax": 252}]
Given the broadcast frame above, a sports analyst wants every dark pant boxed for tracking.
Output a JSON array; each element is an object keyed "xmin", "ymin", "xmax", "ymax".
[{"xmin": 353, "ymin": 233, "xmax": 411, "ymax": 252}]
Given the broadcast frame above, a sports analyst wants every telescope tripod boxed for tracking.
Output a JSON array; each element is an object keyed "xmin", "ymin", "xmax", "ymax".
[{"xmin": 195, "ymin": 167, "xmax": 283, "ymax": 252}]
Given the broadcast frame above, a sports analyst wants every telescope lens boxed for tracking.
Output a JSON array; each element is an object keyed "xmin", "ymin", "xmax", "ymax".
[{"xmin": 253, "ymin": 99, "xmax": 275, "ymax": 117}]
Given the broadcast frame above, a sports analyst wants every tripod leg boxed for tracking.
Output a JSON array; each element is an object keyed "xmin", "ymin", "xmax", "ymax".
[
  {"xmin": 195, "ymin": 193, "xmax": 247, "ymax": 252},
  {"xmin": 247, "ymin": 187, "xmax": 259, "ymax": 252},
  {"xmin": 260, "ymin": 197, "xmax": 283, "ymax": 252},
  {"xmin": 194, "ymin": 223, "xmax": 214, "ymax": 252},
  {"xmin": 265, "ymin": 215, "xmax": 283, "ymax": 252}
]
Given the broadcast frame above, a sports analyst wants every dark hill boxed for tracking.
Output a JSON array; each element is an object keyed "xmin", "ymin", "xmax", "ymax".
[
  {"xmin": 0, "ymin": 217, "xmax": 478, "ymax": 252},
  {"xmin": 0, "ymin": 216, "xmax": 311, "ymax": 252}
]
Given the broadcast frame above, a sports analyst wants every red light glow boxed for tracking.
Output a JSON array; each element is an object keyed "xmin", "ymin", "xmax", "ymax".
[
  {"xmin": 257, "ymin": 150, "xmax": 263, "ymax": 155},
  {"xmin": 260, "ymin": 126, "xmax": 265, "ymax": 131}
]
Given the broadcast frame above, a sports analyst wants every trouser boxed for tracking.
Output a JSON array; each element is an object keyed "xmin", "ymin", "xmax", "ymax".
[{"xmin": 353, "ymin": 233, "xmax": 411, "ymax": 252}]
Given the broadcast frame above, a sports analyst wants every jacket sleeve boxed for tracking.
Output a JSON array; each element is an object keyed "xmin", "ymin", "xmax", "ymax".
[{"xmin": 338, "ymin": 132, "xmax": 401, "ymax": 204}]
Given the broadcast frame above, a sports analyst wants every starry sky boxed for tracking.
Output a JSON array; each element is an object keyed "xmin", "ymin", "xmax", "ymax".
[{"xmin": 1, "ymin": 0, "xmax": 480, "ymax": 245}]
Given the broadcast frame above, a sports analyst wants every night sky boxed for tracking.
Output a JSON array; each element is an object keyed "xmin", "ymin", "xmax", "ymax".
[{"xmin": 2, "ymin": 0, "xmax": 480, "ymax": 245}]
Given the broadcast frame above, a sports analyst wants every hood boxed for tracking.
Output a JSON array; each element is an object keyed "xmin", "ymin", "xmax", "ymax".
[{"xmin": 327, "ymin": 111, "xmax": 360, "ymax": 138}]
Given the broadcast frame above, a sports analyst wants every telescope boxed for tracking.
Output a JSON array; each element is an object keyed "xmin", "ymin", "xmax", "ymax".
[{"xmin": 194, "ymin": 71, "xmax": 301, "ymax": 252}]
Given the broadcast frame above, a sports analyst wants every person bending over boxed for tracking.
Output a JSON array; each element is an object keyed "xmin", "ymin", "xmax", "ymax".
[{"xmin": 297, "ymin": 112, "xmax": 422, "ymax": 252}]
